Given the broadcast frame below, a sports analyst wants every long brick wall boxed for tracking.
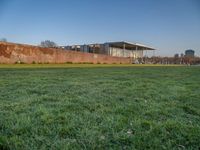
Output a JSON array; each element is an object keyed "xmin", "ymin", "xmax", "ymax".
[{"xmin": 0, "ymin": 42, "xmax": 131, "ymax": 64}]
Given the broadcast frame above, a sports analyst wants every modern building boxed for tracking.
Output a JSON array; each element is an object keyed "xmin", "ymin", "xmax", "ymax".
[
  {"xmin": 185, "ymin": 49, "xmax": 195, "ymax": 57},
  {"xmin": 61, "ymin": 41, "xmax": 155, "ymax": 58}
]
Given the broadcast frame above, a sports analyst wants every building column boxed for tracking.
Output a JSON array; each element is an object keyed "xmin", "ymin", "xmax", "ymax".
[
  {"xmin": 104, "ymin": 43, "xmax": 110, "ymax": 55},
  {"xmin": 153, "ymin": 50, "xmax": 155, "ymax": 57},
  {"xmin": 136, "ymin": 46, "xmax": 138, "ymax": 58},
  {"xmin": 123, "ymin": 43, "xmax": 125, "ymax": 57}
]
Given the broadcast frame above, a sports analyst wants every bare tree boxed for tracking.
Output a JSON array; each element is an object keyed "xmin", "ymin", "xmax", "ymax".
[
  {"xmin": 40, "ymin": 40, "xmax": 57, "ymax": 48},
  {"xmin": 0, "ymin": 38, "xmax": 7, "ymax": 42}
]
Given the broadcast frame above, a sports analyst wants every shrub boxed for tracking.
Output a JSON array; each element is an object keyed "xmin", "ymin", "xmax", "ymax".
[
  {"xmin": 15, "ymin": 61, "xmax": 25, "ymax": 64},
  {"xmin": 65, "ymin": 62, "xmax": 73, "ymax": 64},
  {"xmin": 82, "ymin": 62, "xmax": 93, "ymax": 64}
]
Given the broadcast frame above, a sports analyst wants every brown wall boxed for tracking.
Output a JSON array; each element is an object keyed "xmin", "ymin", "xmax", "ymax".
[{"xmin": 0, "ymin": 42, "xmax": 131, "ymax": 64}]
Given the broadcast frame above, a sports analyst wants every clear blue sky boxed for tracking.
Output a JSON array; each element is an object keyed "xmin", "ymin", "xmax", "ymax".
[{"xmin": 0, "ymin": 0, "xmax": 200, "ymax": 56}]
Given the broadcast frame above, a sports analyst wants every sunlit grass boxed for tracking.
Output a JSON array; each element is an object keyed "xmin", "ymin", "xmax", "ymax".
[
  {"xmin": 0, "ymin": 66, "xmax": 199, "ymax": 149},
  {"xmin": 0, "ymin": 63, "xmax": 184, "ymax": 68}
]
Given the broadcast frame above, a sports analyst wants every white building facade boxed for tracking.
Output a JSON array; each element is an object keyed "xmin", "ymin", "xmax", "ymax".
[{"xmin": 62, "ymin": 41, "xmax": 155, "ymax": 58}]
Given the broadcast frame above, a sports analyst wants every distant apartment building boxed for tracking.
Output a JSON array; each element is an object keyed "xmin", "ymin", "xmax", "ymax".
[{"xmin": 61, "ymin": 41, "xmax": 155, "ymax": 58}]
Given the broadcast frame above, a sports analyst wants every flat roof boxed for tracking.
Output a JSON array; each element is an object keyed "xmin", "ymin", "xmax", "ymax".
[
  {"xmin": 64, "ymin": 41, "xmax": 155, "ymax": 51},
  {"xmin": 106, "ymin": 41, "xmax": 155, "ymax": 50}
]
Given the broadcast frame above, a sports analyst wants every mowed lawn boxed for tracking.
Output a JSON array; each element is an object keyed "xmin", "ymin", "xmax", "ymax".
[{"xmin": 0, "ymin": 65, "xmax": 200, "ymax": 149}]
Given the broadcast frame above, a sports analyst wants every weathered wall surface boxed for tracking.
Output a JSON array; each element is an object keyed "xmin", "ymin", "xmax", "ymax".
[{"xmin": 0, "ymin": 42, "xmax": 131, "ymax": 64}]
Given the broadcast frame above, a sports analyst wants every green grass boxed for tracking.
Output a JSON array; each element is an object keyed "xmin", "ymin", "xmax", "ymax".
[
  {"xmin": 0, "ymin": 65, "xmax": 200, "ymax": 149},
  {"xmin": 0, "ymin": 63, "xmax": 183, "ymax": 68}
]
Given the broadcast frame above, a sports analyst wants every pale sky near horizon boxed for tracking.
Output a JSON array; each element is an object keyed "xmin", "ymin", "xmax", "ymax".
[{"xmin": 0, "ymin": 0, "xmax": 200, "ymax": 56}]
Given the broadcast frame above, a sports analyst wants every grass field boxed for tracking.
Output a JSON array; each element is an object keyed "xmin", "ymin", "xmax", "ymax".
[{"xmin": 0, "ymin": 65, "xmax": 200, "ymax": 149}]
